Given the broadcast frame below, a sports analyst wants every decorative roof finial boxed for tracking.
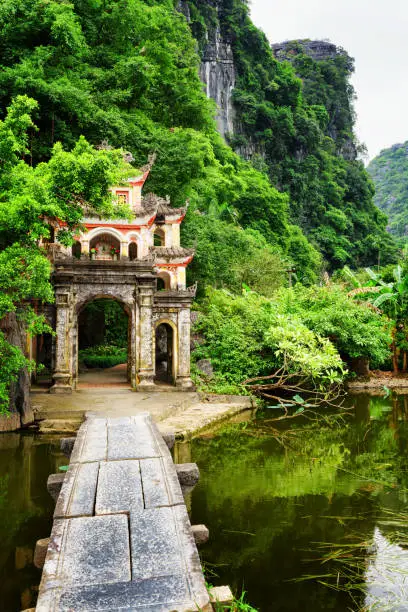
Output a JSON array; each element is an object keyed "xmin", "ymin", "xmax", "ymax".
[{"xmin": 141, "ymin": 152, "xmax": 157, "ymax": 173}]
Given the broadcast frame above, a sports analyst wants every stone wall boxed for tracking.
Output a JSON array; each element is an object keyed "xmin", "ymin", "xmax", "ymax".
[{"xmin": 0, "ymin": 313, "xmax": 34, "ymax": 430}]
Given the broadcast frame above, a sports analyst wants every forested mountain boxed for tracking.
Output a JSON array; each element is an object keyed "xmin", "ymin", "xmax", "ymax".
[
  {"xmin": 368, "ymin": 142, "xmax": 408, "ymax": 239},
  {"xmin": 0, "ymin": 0, "xmax": 402, "ymax": 420},
  {"xmin": 0, "ymin": 0, "xmax": 395, "ymax": 279},
  {"xmin": 183, "ymin": 3, "xmax": 395, "ymax": 268}
]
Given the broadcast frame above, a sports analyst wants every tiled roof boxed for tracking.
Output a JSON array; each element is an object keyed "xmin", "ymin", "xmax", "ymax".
[{"xmin": 151, "ymin": 246, "xmax": 195, "ymax": 258}]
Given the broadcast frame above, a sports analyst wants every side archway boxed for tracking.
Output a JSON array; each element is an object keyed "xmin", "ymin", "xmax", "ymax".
[
  {"xmin": 154, "ymin": 320, "xmax": 177, "ymax": 385},
  {"xmin": 157, "ymin": 271, "xmax": 172, "ymax": 291},
  {"xmin": 72, "ymin": 240, "xmax": 81, "ymax": 259},
  {"xmin": 154, "ymin": 228, "xmax": 165, "ymax": 247},
  {"xmin": 128, "ymin": 242, "xmax": 138, "ymax": 261}
]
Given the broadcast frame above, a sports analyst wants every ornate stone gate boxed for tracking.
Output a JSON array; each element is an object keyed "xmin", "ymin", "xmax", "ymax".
[
  {"xmin": 38, "ymin": 169, "xmax": 196, "ymax": 393},
  {"xmin": 50, "ymin": 258, "xmax": 196, "ymax": 393}
]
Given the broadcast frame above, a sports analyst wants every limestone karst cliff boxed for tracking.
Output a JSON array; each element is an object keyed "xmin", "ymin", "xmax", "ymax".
[
  {"xmin": 180, "ymin": 0, "xmax": 394, "ymax": 268},
  {"xmin": 178, "ymin": 0, "xmax": 235, "ymax": 138},
  {"xmin": 271, "ymin": 39, "xmax": 357, "ymax": 160}
]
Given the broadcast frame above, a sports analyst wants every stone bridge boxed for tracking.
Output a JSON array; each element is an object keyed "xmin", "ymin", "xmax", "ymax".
[{"xmin": 34, "ymin": 413, "xmax": 231, "ymax": 611}]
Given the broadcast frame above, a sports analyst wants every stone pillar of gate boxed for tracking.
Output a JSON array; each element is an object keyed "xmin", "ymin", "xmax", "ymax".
[
  {"xmin": 50, "ymin": 289, "xmax": 74, "ymax": 394},
  {"xmin": 136, "ymin": 281, "xmax": 156, "ymax": 390},
  {"xmin": 176, "ymin": 307, "xmax": 194, "ymax": 390}
]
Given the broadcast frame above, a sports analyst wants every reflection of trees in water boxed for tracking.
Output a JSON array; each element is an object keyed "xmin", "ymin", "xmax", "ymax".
[
  {"xmin": 0, "ymin": 474, "xmax": 10, "ymax": 509},
  {"xmin": 189, "ymin": 393, "xmax": 408, "ymax": 611},
  {"xmin": 0, "ymin": 434, "xmax": 65, "ymax": 611}
]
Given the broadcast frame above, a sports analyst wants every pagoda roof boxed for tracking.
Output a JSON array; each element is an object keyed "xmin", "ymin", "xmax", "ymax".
[
  {"xmin": 151, "ymin": 246, "xmax": 195, "ymax": 262},
  {"xmin": 138, "ymin": 193, "xmax": 188, "ymax": 221}
]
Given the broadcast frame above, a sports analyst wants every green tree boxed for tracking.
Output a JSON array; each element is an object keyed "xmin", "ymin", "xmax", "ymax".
[
  {"xmin": 277, "ymin": 283, "xmax": 393, "ymax": 368},
  {"xmin": 346, "ymin": 266, "xmax": 408, "ymax": 373},
  {"xmin": 0, "ymin": 97, "xmax": 132, "ymax": 412}
]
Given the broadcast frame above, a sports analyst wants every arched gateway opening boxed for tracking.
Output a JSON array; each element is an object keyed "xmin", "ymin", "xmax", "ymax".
[
  {"xmin": 155, "ymin": 322, "xmax": 176, "ymax": 385},
  {"xmin": 77, "ymin": 298, "xmax": 130, "ymax": 387}
]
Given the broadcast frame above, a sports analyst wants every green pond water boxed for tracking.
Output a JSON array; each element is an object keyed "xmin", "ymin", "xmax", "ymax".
[
  {"xmin": 2, "ymin": 394, "xmax": 408, "ymax": 611},
  {"xmin": 0, "ymin": 434, "xmax": 66, "ymax": 612},
  {"xmin": 185, "ymin": 393, "xmax": 408, "ymax": 612}
]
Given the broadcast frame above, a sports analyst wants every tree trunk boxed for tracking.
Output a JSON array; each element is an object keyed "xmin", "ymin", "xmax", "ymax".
[
  {"xmin": 391, "ymin": 326, "xmax": 399, "ymax": 375},
  {"xmin": 392, "ymin": 342, "xmax": 399, "ymax": 375}
]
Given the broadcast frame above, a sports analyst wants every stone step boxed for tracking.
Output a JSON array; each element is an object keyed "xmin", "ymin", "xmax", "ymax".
[{"xmin": 38, "ymin": 419, "xmax": 83, "ymax": 434}]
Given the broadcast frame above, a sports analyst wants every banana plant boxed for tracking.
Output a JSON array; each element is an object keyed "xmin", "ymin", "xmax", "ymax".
[{"xmin": 347, "ymin": 265, "xmax": 408, "ymax": 373}]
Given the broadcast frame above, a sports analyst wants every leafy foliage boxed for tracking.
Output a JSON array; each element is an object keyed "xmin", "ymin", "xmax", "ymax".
[
  {"xmin": 0, "ymin": 0, "xmax": 324, "ymax": 285},
  {"xmin": 80, "ymin": 299, "xmax": 128, "ymax": 348},
  {"xmin": 79, "ymin": 345, "xmax": 127, "ymax": 369},
  {"xmin": 277, "ymin": 284, "xmax": 393, "ymax": 367},
  {"xmin": 193, "ymin": 289, "xmax": 346, "ymax": 392},
  {"xmin": 343, "ymin": 265, "xmax": 408, "ymax": 372},
  {"xmin": 0, "ymin": 97, "xmax": 132, "ymax": 411},
  {"xmin": 193, "ymin": 284, "xmax": 392, "ymax": 395},
  {"xmin": 368, "ymin": 142, "xmax": 408, "ymax": 239},
  {"xmin": 186, "ymin": 5, "xmax": 396, "ymax": 269}
]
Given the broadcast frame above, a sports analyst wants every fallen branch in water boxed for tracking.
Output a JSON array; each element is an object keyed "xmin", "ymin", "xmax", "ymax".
[{"xmin": 243, "ymin": 363, "xmax": 345, "ymax": 419}]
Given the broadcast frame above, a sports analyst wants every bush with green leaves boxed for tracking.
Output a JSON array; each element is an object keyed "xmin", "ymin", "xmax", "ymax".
[
  {"xmin": 193, "ymin": 284, "xmax": 393, "ymax": 394},
  {"xmin": 79, "ymin": 345, "xmax": 127, "ymax": 369},
  {"xmin": 193, "ymin": 288, "xmax": 346, "ymax": 393},
  {"xmin": 276, "ymin": 284, "xmax": 393, "ymax": 368}
]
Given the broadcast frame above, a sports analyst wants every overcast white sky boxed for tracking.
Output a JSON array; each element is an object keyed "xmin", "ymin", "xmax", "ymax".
[{"xmin": 249, "ymin": 0, "xmax": 408, "ymax": 161}]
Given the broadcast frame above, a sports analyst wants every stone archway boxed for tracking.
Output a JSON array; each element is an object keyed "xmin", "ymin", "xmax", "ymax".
[
  {"xmin": 50, "ymin": 279, "xmax": 139, "ymax": 393},
  {"xmin": 49, "ymin": 258, "xmax": 194, "ymax": 393},
  {"xmin": 73, "ymin": 291, "xmax": 134, "ymax": 389},
  {"xmin": 154, "ymin": 321, "xmax": 177, "ymax": 385},
  {"xmin": 90, "ymin": 233, "xmax": 121, "ymax": 260},
  {"xmin": 76, "ymin": 297, "xmax": 131, "ymax": 387}
]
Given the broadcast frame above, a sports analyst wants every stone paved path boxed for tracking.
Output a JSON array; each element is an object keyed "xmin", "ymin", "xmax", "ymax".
[
  {"xmin": 36, "ymin": 413, "xmax": 211, "ymax": 611},
  {"xmin": 77, "ymin": 364, "xmax": 130, "ymax": 389},
  {"xmin": 32, "ymin": 389, "xmax": 254, "ymax": 437}
]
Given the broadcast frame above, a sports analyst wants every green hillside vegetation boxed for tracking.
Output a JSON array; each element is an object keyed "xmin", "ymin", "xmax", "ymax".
[
  {"xmin": 186, "ymin": 6, "xmax": 395, "ymax": 268},
  {"xmin": 368, "ymin": 142, "xmax": 408, "ymax": 239},
  {"xmin": 0, "ymin": 0, "xmax": 402, "ymax": 411}
]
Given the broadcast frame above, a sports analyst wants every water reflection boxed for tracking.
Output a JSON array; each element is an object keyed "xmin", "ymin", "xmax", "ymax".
[
  {"xmin": 365, "ymin": 528, "xmax": 408, "ymax": 611},
  {"xmin": 186, "ymin": 393, "xmax": 408, "ymax": 611},
  {"xmin": 0, "ymin": 434, "xmax": 65, "ymax": 612}
]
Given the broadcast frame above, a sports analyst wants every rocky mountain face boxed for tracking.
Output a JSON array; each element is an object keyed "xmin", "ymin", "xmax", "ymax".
[
  {"xmin": 271, "ymin": 39, "xmax": 357, "ymax": 160},
  {"xmin": 179, "ymin": 2, "xmax": 357, "ymax": 162},
  {"xmin": 178, "ymin": 0, "xmax": 235, "ymax": 138},
  {"xmin": 273, "ymin": 40, "xmax": 338, "ymax": 62},
  {"xmin": 368, "ymin": 142, "xmax": 408, "ymax": 238},
  {"xmin": 176, "ymin": 1, "xmax": 395, "ymax": 269},
  {"xmin": 0, "ymin": 314, "xmax": 34, "ymax": 431}
]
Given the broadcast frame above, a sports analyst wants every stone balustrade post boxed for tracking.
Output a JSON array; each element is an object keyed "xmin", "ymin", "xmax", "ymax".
[
  {"xmin": 50, "ymin": 290, "xmax": 73, "ymax": 394},
  {"xmin": 176, "ymin": 307, "xmax": 194, "ymax": 389},
  {"xmin": 137, "ymin": 281, "xmax": 156, "ymax": 390}
]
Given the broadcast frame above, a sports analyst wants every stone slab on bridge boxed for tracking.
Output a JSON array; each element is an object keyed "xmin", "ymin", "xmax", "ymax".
[{"xmin": 36, "ymin": 413, "xmax": 211, "ymax": 611}]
